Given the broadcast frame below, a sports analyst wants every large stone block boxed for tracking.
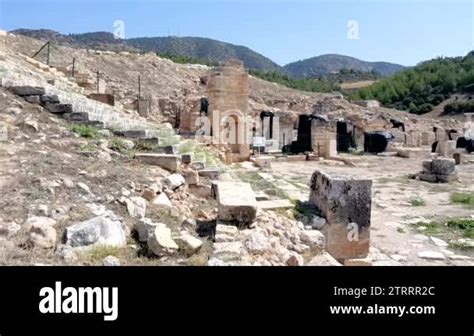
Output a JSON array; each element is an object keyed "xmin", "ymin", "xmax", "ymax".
[
  {"xmin": 11, "ymin": 86, "xmax": 45, "ymax": 96},
  {"xmin": 212, "ymin": 181, "xmax": 257, "ymax": 224},
  {"xmin": 309, "ymin": 170, "xmax": 372, "ymax": 259},
  {"xmin": 431, "ymin": 158, "xmax": 456, "ymax": 175},
  {"xmin": 135, "ymin": 154, "xmax": 180, "ymax": 172},
  {"xmin": 44, "ymin": 102, "xmax": 73, "ymax": 114}
]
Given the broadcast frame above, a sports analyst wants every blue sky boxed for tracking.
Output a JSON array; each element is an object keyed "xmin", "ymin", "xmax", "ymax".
[{"xmin": 0, "ymin": 0, "xmax": 472, "ymax": 66}]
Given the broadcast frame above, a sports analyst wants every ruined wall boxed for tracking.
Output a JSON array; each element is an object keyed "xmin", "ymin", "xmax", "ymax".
[
  {"xmin": 310, "ymin": 170, "xmax": 372, "ymax": 259},
  {"xmin": 208, "ymin": 60, "xmax": 250, "ymax": 161}
]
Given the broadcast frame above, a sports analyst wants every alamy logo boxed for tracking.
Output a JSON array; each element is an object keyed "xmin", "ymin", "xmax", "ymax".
[{"xmin": 39, "ymin": 282, "xmax": 118, "ymax": 321}]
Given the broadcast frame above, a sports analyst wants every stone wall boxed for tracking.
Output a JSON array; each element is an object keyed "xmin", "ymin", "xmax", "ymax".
[
  {"xmin": 208, "ymin": 60, "xmax": 251, "ymax": 161},
  {"xmin": 309, "ymin": 170, "xmax": 372, "ymax": 259}
]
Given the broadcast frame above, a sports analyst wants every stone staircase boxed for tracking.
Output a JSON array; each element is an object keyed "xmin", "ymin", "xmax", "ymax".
[{"xmin": 0, "ymin": 52, "xmax": 180, "ymax": 145}]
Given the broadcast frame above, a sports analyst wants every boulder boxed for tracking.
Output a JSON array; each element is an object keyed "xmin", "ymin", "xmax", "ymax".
[
  {"xmin": 63, "ymin": 212, "xmax": 126, "ymax": 248},
  {"xmin": 147, "ymin": 226, "xmax": 179, "ymax": 256},
  {"xmin": 163, "ymin": 174, "xmax": 185, "ymax": 190},
  {"xmin": 212, "ymin": 182, "xmax": 257, "ymax": 224},
  {"xmin": 135, "ymin": 154, "xmax": 180, "ymax": 172},
  {"xmin": 125, "ymin": 196, "xmax": 147, "ymax": 219},
  {"xmin": 134, "ymin": 219, "xmax": 165, "ymax": 242},
  {"xmin": 28, "ymin": 223, "xmax": 57, "ymax": 248},
  {"xmin": 24, "ymin": 216, "xmax": 57, "ymax": 231}
]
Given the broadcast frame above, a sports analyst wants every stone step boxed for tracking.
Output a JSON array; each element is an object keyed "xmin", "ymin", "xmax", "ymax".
[
  {"xmin": 134, "ymin": 153, "xmax": 180, "ymax": 172},
  {"xmin": 63, "ymin": 112, "xmax": 90, "ymax": 122},
  {"xmin": 211, "ymin": 181, "xmax": 257, "ymax": 224},
  {"xmin": 11, "ymin": 86, "xmax": 45, "ymax": 96},
  {"xmin": 258, "ymin": 199, "xmax": 294, "ymax": 210},
  {"xmin": 44, "ymin": 102, "xmax": 73, "ymax": 114}
]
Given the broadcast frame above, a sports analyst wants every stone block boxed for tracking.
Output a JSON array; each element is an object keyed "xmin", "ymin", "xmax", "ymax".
[
  {"xmin": 419, "ymin": 173, "xmax": 438, "ymax": 183},
  {"xmin": 397, "ymin": 148, "xmax": 431, "ymax": 159},
  {"xmin": 11, "ymin": 86, "xmax": 45, "ymax": 96},
  {"xmin": 181, "ymin": 153, "xmax": 194, "ymax": 164},
  {"xmin": 254, "ymin": 155, "xmax": 275, "ymax": 169},
  {"xmin": 182, "ymin": 169, "xmax": 199, "ymax": 186},
  {"xmin": 135, "ymin": 154, "xmax": 180, "ymax": 172},
  {"xmin": 212, "ymin": 181, "xmax": 257, "ymax": 224},
  {"xmin": 45, "ymin": 102, "xmax": 73, "ymax": 114},
  {"xmin": 431, "ymin": 158, "xmax": 456, "ymax": 175},
  {"xmin": 198, "ymin": 167, "xmax": 220, "ymax": 180},
  {"xmin": 309, "ymin": 169, "xmax": 372, "ymax": 259}
]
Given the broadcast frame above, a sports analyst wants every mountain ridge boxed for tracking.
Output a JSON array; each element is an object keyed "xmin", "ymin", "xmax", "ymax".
[{"xmin": 11, "ymin": 28, "xmax": 405, "ymax": 76}]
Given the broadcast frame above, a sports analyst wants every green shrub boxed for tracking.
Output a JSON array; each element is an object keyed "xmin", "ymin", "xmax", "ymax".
[{"xmin": 71, "ymin": 124, "xmax": 99, "ymax": 138}]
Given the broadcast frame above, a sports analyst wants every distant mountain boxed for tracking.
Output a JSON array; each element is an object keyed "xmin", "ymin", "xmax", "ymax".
[
  {"xmin": 11, "ymin": 29, "xmax": 281, "ymax": 72},
  {"xmin": 126, "ymin": 36, "xmax": 282, "ymax": 72},
  {"xmin": 284, "ymin": 54, "xmax": 405, "ymax": 78}
]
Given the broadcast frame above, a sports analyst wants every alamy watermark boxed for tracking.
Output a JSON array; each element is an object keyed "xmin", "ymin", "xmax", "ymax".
[
  {"xmin": 347, "ymin": 20, "xmax": 359, "ymax": 40},
  {"xmin": 113, "ymin": 20, "xmax": 125, "ymax": 39},
  {"xmin": 0, "ymin": 123, "xmax": 7, "ymax": 141}
]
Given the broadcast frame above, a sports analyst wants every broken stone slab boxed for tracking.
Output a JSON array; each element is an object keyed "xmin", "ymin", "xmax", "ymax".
[
  {"xmin": 44, "ymin": 102, "xmax": 73, "ymax": 114},
  {"xmin": 429, "ymin": 236, "xmax": 448, "ymax": 248},
  {"xmin": 309, "ymin": 169, "xmax": 372, "ymax": 259},
  {"xmin": 114, "ymin": 129, "xmax": 157, "ymax": 140},
  {"xmin": 153, "ymin": 193, "xmax": 173, "ymax": 208},
  {"xmin": 417, "ymin": 251, "xmax": 445, "ymax": 260},
  {"xmin": 163, "ymin": 173, "xmax": 185, "ymax": 190},
  {"xmin": 147, "ymin": 225, "xmax": 179, "ymax": 256},
  {"xmin": 198, "ymin": 167, "xmax": 220, "ymax": 180},
  {"xmin": 257, "ymin": 199, "xmax": 294, "ymax": 210},
  {"xmin": 215, "ymin": 223, "xmax": 239, "ymax": 242},
  {"xmin": 135, "ymin": 153, "xmax": 180, "ymax": 172},
  {"xmin": 63, "ymin": 212, "xmax": 126, "ymax": 248},
  {"xmin": 174, "ymin": 232, "xmax": 203, "ymax": 256},
  {"xmin": 212, "ymin": 181, "xmax": 258, "ymax": 224},
  {"xmin": 11, "ymin": 86, "xmax": 45, "ymax": 96}
]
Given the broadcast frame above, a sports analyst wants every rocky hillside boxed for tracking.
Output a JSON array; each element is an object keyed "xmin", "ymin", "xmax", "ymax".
[
  {"xmin": 284, "ymin": 54, "xmax": 405, "ymax": 78},
  {"xmin": 11, "ymin": 29, "xmax": 281, "ymax": 72}
]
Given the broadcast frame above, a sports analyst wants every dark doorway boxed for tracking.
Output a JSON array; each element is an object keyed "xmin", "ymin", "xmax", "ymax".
[
  {"xmin": 260, "ymin": 111, "xmax": 274, "ymax": 139},
  {"xmin": 336, "ymin": 121, "xmax": 355, "ymax": 152},
  {"xmin": 364, "ymin": 132, "xmax": 393, "ymax": 154},
  {"xmin": 290, "ymin": 115, "xmax": 312, "ymax": 153}
]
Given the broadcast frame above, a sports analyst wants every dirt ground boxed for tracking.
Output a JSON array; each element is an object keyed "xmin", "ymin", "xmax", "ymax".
[{"xmin": 266, "ymin": 154, "xmax": 474, "ymax": 266}]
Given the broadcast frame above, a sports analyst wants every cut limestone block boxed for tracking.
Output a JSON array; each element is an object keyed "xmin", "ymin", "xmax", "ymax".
[
  {"xmin": 135, "ymin": 154, "xmax": 180, "ymax": 172},
  {"xmin": 253, "ymin": 156, "xmax": 275, "ymax": 169},
  {"xmin": 212, "ymin": 181, "xmax": 257, "ymax": 224},
  {"xmin": 309, "ymin": 169, "xmax": 372, "ymax": 259}
]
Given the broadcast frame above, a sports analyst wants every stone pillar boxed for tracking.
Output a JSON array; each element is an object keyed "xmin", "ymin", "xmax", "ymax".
[
  {"xmin": 421, "ymin": 131, "xmax": 435, "ymax": 146},
  {"xmin": 309, "ymin": 170, "xmax": 372, "ymax": 259},
  {"xmin": 208, "ymin": 60, "xmax": 250, "ymax": 162}
]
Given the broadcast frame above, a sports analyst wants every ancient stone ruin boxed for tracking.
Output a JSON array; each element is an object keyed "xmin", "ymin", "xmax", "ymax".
[{"xmin": 310, "ymin": 170, "xmax": 372, "ymax": 260}]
